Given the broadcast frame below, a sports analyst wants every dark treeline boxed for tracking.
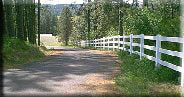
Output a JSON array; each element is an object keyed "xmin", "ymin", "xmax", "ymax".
[{"xmin": 3, "ymin": 0, "xmax": 37, "ymax": 44}]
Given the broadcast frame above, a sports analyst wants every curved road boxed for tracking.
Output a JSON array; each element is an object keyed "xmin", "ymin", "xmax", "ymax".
[{"xmin": 4, "ymin": 47, "xmax": 119, "ymax": 97}]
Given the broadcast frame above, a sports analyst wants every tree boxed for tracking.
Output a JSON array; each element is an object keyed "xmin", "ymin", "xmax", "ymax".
[
  {"xmin": 15, "ymin": 0, "xmax": 24, "ymax": 40},
  {"xmin": 40, "ymin": 7, "xmax": 52, "ymax": 34},
  {"xmin": 0, "ymin": 0, "xmax": 4, "ymax": 96},
  {"xmin": 51, "ymin": 15, "xmax": 57, "ymax": 36},
  {"xmin": 4, "ymin": 0, "xmax": 15, "ymax": 37},
  {"xmin": 87, "ymin": 0, "xmax": 91, "ymax": 41},
  {"xmin": 23, "ymin": 0, "xmax": 29, "ymax": 41},
  {"xmin": 38, "ymin": 0, "xmax": 40, "ymax": 45},
  {"xmin": 57, "ymin": 7, "xmax": 72, "ymax": 46},
  {"xmin": 71, "ymin": 15, "xmax": 86, "ymax": 42},
  {"xmin": 27, "ymin": 0, "xmax": 36, "ymax": 44}
]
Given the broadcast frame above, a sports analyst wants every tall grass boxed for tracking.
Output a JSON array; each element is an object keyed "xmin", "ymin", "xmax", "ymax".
[
  {"xmin": 115, "ymin": 51, "xmax": 181, "ymax": 97},
  {"xmin": 3, "ymin": 37, "xmax": 46, "ymax": 69}
]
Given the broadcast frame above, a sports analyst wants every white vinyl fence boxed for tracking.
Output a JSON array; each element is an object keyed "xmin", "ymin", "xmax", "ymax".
[{"xmin": 77, "ymin": 34, "xmax": 184, "ymax": 89}]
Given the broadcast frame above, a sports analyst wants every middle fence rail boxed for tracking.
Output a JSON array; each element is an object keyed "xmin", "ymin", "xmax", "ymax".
[{"xmin": 77, "ymin": 34, "xmax": 184, "ymax": 88}]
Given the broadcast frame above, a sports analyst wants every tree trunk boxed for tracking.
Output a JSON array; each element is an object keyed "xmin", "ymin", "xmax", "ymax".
[
  {"xmin": 0, "ymin": 0, "xmax": 4, "ymax": 95},
  {"xmin": 4, "ymin": 0, "xmax": 15, "ymax": 37},
  {"xmin": 87, "ymin": 0, "xmax": 91, "ymax": 41},
  {"xmin": 38, "ymin": 0, "xmax": 40, "ymax": 46},
  {"xmin": 23, "ymin": 0, "xmax": 28, "ymax": 41},
  {"xmin": 28, "ymin": 0, "xmax": 36, "ymax": 44},
  {"xmin": 15, "ymin": 0, "xmax": 24, "ymax": 40}
]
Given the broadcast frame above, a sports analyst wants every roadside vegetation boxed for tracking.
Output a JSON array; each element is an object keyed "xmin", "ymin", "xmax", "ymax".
[
  {"xmin": 115, "ymin": 51, "xmax": 181, "ymax": 97},
  {"xmin": 3, "ymin": 37, "xmax": 46, "ymax": 70}
]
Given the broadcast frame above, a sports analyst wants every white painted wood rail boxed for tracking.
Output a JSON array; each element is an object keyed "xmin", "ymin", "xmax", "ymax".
[{"xmin": 77, "ymin": 34, "xmax": 184, "ymax": 90}]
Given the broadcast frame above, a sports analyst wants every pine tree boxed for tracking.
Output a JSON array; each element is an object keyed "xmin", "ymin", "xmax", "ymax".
[
  {"xmin": 27, "ymin": 0, "xmax": 36, "ymax": 44},
  {"xmin": 4, "ymin": 0, "xmax": 15, "ymax": 37},
  {"xmin": 23, "ymin": 0, "xmax": 28, "ymax": 41},
  {"xmin": 15, "ymin": 0, "xmax": 24, "ymax": 40},
  {"xmin": 58, "ymin": 7, "xmax": 72, "ymax": 46},
  {"xmin": 0, "ymin": 1, "xmax": 4, "ymax": 94},
  {"xmin": 38, "ymin": 0, "xmax": 41, "ymax": 45}
]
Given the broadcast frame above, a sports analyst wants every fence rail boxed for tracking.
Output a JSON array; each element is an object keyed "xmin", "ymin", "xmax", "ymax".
[{"xmin": 77, "ymin": 34, "xmax": 184, "ymax": 89}]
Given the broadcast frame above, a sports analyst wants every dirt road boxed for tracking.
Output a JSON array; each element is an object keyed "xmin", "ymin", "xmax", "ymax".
[{"xmin": 4, "ymin": 47, "xmax": 120, "ymax": 97}]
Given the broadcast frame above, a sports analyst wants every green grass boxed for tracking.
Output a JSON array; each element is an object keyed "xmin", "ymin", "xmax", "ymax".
[
  {"xmin": 115, "ymin": 51, "xmax": 182, "ymax": 97},
  {"xmin": 3, "ymin": 37, "xmax": 46, "ymax": 70},
  {"xmin": 79, "ymin": 46, "xmax": 97, "ymax": 50},
  {"xmin": 40, "ymin": 40, "xmax": 78, "ymax": 48},
  {"xmin": 41, "ymin": 41, "xmax": 62, "ymax": 46},
  {"xmin": 60, "ymin": 43, "xmax": 78, "ymax": 48}
]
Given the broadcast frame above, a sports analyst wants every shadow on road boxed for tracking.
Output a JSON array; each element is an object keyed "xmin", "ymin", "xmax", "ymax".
[
  {"xmin": 4, "ymin": 48, "xmax": 117, "ymax": 96},
  {"xmin": 3, "ymin": 48, "xmax": 181, "ymax": 97}
]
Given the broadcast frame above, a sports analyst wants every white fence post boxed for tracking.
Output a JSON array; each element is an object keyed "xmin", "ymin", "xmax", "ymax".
[
  {"xmin": 94, "ymin": 40, "xmax": 95, "ymax": 47},
  {"xmin": 113, "ymin": 36, "xmax": 115, "ymax": 51},
  {"xmin": 100, "ymin": 38, "xmax": 102, "ymax": 49},
  {"xmin": 140, "ymin": 34, "xmax": 144, "ymax": 60},
  {"xmin": 97, "ymin": 39, "xmax": 99, "ymax": 48},
  {"xmin": 181, "ymin": 40, "xmax": 184, "ymax": 92},
  {"xmin": 130, "ymin": 34, "xmax": 133, "ymax": 54},
  {"xmin": 92, "ymin": 40, "xmax": 94, "ymax": 47},
  {"xmin": 88, "ymin": 40, "xmax": 90, "ymax": 47},
  {"xmin": 108, "ymin": 38, "xmax": 109, "ymax": 50},
  {"xmin": 87, "ymin": 40, "xmax": 88, "ymax": 47},
  {"xmin": 102, "ymin": 38, "xmax": 103, "ymax": 49},
  {"xmin": 156, "ymin": 34, "xmax": 161, "ymax": 69},
  {"xmin": 85, "ymin": 40, "xmax": 86, "ymax": 47},
  {"xmin": 98, "ymin": 39, "xmax": 99, "ymax": 49},
  {"xmin": 118, "ymin": 35, "xmax": 120, "ymax": 50},
  {"xmin": 123, "ymin": 34, "xmax": 125, "ymax": 51},
  {"xmin": 103, "ymin": 38, "xmax": 105, "ymax": 50}
]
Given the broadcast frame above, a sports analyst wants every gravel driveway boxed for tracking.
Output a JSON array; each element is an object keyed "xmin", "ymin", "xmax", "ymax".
[{"xmin": 3, "ymin": 47, "xmax": 119, "ymax": 97}]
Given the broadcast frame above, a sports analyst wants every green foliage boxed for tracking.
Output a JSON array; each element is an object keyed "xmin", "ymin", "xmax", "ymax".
[
  {"xmin": 71, "ymin": 15, "xmax": 86, "ymax": 42},
  {"xmin": 116, "ymin": 51, "xmax": 180, "ymax": 96},
  {"xmin": 3, "ymin": 0, "xmax": 37, "ymax": 44},
  {"xmin": 72, "ymin": 0, "xmax": 180, "ymax": 38},
  {"xmin": 57, "ymin": 7, "xmax": 72, "ymax": 46},
  {"xmin": 3, "ymin": 37, "xmax": 45, "ymax": 69},
  {"xmin": 3, "ymin": 0, "xmax": 15, "ymax": 37},
  {"xmin": 123, "ymin": 6, "xmax": 180, "ymax": 36},
  {"xmin": 40, "ymin": 7, "xmax": 57, "ymax": 35}
]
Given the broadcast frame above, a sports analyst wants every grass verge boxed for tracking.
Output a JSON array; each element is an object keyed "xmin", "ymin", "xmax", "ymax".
[
  {"xmin": 115, "ymin": 51, "xmax": 182, "ymax": 97},
  {"xmin": 3, "ymin": 37, "xmax": 46, "ymax": 70}
]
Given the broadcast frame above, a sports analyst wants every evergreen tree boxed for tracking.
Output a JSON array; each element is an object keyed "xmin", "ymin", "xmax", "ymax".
[
  {"xmin": 0, "ymin": 0, "xmax": 4, "ymax": 95},
  {"xmin": 15, "ymin": 0, "xmax": 24, "ymax": 40},
  {"xmin": 38, "ymin": 0, "xmax": 41, "ymax": 45},
  {"xmin": 28, "ymin": 0, "xmax": 36, "ymax": 44},
  {"xmin": 23, "ymin": 0, "xmax": 28, "ymax": 41},
  {"xmin": 4, "ymin": 0, "xmax": 15, "ymax": 37},
  {"xmin": 58, "ymin": 7, "xmax": 72, "ymax": 46},
  {"xmin": 51, "ymin": 15, "xmax": 57, "ymax": 36},
  {"xmin": 40, "ymin": 8, "xmax": 52, "ymax": 34}
]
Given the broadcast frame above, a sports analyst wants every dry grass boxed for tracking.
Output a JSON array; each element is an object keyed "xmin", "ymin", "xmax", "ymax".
[
  {"xmin": 80, "ymin": 50, "xmax": 122, "ymax": 96},
  {"xmin": 39, "ymin": 35, "xmax": 61, "ymax": 46}
]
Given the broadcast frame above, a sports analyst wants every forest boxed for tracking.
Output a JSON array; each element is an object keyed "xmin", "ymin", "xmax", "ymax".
[{"xmin": 2, "ymin": 0, "xmax": 180, "ymax": 45}]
